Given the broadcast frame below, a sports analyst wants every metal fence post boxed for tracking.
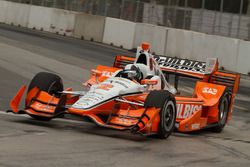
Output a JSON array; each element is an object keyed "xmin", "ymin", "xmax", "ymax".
[
  {"xmin": 41, "ymin": 0, "xmax": 45, "ymax": 6},
  {"xmin": 104, "ymin": 0, "xmax": 108, "ymax": 16},
  {"xmin": 199, "ymin": 0, "xmax": 205, "ymax": 32},
  {"xmin": 218, "ymin": 0, "xmax": 224, "ymax": 34},
  {"xmin": 237, "ymin": 0, "xmax": 244, "ymax": 38},
  {"xmin": 53, "ymin": 0, "xmax": 57, "ymax": 8},
  {"xmin": 65, "ymin": 0, "xmax": 68, "ymax": 10},
  {"xmin": 228, "ymin": 13, "xmax": 233, "ymax": 37},
  {"xmin": 77, "ymin": 0, "xmax": 80, "ymax": 11},
  {"xmin": 173, "ymin": 2, "xmax": 177, "ymax": 28},
  {"xmin": 120, "ymin": 0, "xmax": 125, "ymax": 19},
  {"xmin": 134, "ymin": 0, "xmax": 140, "ymax": 22},
  {"xmin": 183, "ymin": 0, "xmax": 188, "ymax": 29}
]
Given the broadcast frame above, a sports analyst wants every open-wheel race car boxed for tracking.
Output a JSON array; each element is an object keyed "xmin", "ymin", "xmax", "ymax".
[{"xmin": 8, "ymin": 43, "xmax": 240, "ymax": 139}]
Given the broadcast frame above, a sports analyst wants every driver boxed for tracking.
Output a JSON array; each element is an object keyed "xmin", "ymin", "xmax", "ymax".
[{"xmin": 115, "ymin": 64, "xmax": 144, "ymax": 83}]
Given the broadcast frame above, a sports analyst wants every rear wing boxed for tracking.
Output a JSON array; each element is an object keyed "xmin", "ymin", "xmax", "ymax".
[
  {"xmin": 154, "ymin": 56, "xmax": 211, "ymax": 79},
  {"xmin": 154, "ymin": 56, "xmax": 240, "ymax": 94},
  {"xmin": 114, "ymin": 55, "xmax": 216, "ymax": 79}
]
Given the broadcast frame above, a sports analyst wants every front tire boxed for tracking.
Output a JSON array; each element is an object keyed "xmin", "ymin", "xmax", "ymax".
[
  {"xmin": 27, "ymin": 72, "xmax": 64, "ymax": 121},
  {"xmin": 158, "ymin": 100, "xmax": 176, "ymax": 139},
  {"xmin": 145, "ymin": 90, "xmax": 177, "ymax": 139},
  {"xmin": 28, "ymin": 72, "xmax": 63, "ymax": 97}
]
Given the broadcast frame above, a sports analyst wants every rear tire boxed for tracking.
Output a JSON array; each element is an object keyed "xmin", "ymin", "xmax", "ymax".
[
  {"xmin": 145, "ymin": 90, "xmax": 176, "ymax": 139},
  {"xmin": 27, "ymin": 72, "xmax": 64, "ymax": 121},
  {"xmin": 210, "ymin": 91, "xmax": 230, "ymax": 133}
]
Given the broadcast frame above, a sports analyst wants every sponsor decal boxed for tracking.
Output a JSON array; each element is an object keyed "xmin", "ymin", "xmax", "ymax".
[
  {"xmin": 191, "ymin": 123, "xmax": 200, "ymax": 130},
  {"xmin": 177, "ymin": 104, "xmax": 202, "ymax": 119},
  {"xmin": 202, "ymin": 87, "xmax": 218, "ymax": 95},
  {"xmin": 101, "ymin": 71, "xmax": 113, "ymax": 77},
  {"xmin": 154, "ymin": 56, "xmax": 206, "ymax": 74},
  {"xmin": 97, "ymin": 84, "xmax": 113, "ymax": 91},
  {"xmin": 36, "ymin": 103, "xmax": 54, "ymax": 110}
]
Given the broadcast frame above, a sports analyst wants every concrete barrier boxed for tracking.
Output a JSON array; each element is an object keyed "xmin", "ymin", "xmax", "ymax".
[
  {"xmin": 28, "ymin": 6, "xmax": 53, "ymax": 32},
  {"xmin": 0, "ymin": 1, "xmax": 8, "ymax": 23},
  {"xmin": 74, "ymin": 13, "xmax": 105, "ymax": 42},
  {"xmin": 134, "ymin": 23, "xmax": 167, "ymax": 55},
  {"xmin": 166, "ymin": 28, "xmax": 240, "ymax": 72},
  {"xmin": 192, "ymin": 33, "xmax": 239, "ymax": 72},
  {"xmin": 237, "ymin": 40, "xmax": 250, "ymax": 74},
  {"xmin": 103, "ymin": 18, "xmax": 136, "ymax": 49},
  {"xmin": 165, "ymin": 28, "xmax": 193, "ymax": 59},
  {"xmin": 50, "ymin": 9, "xmax": 76, "ymax": 36},
  {"xmin": 4, "ymin": 2, "xmax": 31, "ymax": 27}
]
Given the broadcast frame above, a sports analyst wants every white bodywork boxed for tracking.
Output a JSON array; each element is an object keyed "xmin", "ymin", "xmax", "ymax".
[{"xmin": 72, "ymin": 77, "xmax": 145, "ymax": 109}]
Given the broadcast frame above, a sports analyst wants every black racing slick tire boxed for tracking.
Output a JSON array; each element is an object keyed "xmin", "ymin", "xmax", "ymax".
[
  {"xmin": 210, "ymin": 90, "xmax": 230, "ymax": 133},
  {"xmin": 28, "ymin": 72, "xmax": 63, "ymax": 97},
  {"xmin": 27, "ymin": 72, "xmax": 64, "ymax": 121},
  {"xmin": 145, "ymin": 90, "xmax": 177, "ymax": 139}
]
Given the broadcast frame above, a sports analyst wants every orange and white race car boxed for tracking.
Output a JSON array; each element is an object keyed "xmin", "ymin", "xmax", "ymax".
[{"xmin": 8, "ymin": 43, "xmax": 240, "ymax": 139}]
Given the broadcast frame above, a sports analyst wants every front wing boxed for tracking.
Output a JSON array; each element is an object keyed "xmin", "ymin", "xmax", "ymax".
[{"xmin": 9, "ymin": 86, "xmax": 161, "ymax": 135}]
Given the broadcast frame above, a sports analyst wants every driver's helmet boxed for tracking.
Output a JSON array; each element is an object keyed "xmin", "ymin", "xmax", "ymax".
[{"xmin": 116, "ymin": 64, "xmax": 143, "ymax": 82}]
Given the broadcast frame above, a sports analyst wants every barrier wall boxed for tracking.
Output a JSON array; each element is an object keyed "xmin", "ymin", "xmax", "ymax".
[
  {"xmin": 134, "ymin": 23, "xmax": 167, "ymax": 55},
  {"xmin": 50, "ymin": 9, "xmax": 76, "ymax": 36},
  {"xmin": 74, "ymin": 14, "xmax": 105, "ymax": 42},
  {"xmin": 4, "ymin": 2, "xmax": 30, "ymax": 27},
  {"xmin": 192, "ymin": 33, "xmax": 239, "ymax": 72},
  {"xmin": 166, "ymin": 28, "xmax": 240, "ymax": 72},
  {"xmin": 237, "ymin": 40, "xmax": 250, "ymax": 74},
  {"xmin": 165, "ymin": 28, "xmax": 193, "ymax": 59},
  {"xmin": 103, "ymin": 18, "xmax": 136, "ymax": 49},
  {"xmin": 28, "ymin": 6, "xmax": 53, "ymax": 32},
  {"xmin": 0, "ymin": 1, "xmax": 8, "ymax": 23}
]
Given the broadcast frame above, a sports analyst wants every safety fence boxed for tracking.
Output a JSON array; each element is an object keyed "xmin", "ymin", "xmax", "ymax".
[{"xmin": 5, "ymin": 0, "xmax": 250, "ymax": 40}]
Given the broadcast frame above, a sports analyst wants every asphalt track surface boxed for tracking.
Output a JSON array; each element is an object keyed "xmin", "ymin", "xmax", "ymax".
[{"xmin": 0, "ymin": 24, "xmax": 249, "ymax": 167}]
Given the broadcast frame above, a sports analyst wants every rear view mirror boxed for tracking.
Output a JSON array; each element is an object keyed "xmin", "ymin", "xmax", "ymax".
[{"xmin": 141, "ymin": 79, "xmax": 158, "ymax": 85}]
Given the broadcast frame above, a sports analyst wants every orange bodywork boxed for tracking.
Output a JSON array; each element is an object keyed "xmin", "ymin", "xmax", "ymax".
[{"xmin": 174, "ymin": 81, "xmax": 226, "ymax": 132}]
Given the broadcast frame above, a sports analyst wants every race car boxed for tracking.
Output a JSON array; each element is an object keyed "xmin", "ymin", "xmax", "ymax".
[{"xmin": 8, "ymin": 43, "xmax": 240, "ymax": 139}]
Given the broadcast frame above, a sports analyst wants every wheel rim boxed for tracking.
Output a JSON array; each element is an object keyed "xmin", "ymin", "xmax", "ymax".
[{"xmin": 163, "ymin": 101, "xmax": 175, "ymax": 132}]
